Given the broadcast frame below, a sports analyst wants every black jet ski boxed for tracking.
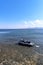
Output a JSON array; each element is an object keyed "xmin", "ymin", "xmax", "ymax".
[{"xmin": 18, "ymin": 39, "xmax": 34, "ymax": 47}]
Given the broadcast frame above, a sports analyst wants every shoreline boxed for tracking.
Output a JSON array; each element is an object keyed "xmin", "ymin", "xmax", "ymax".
[{"xmin": 0, "ymin": 43, "xmax": 43, "ymax": 65}]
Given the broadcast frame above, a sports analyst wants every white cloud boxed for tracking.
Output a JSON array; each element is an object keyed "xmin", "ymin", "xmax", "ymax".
[
  {"xmin": 0, "ymin": 19, "xmax": 43, "ymax": 29},
  {"xmin": 24, "ymin": 19, "xmax": 43, "ymax": 28}
]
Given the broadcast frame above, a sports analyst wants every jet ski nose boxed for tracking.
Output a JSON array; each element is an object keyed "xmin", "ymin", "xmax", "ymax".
[{"xmin": 30, "ymin": 42, "xmax": 34, "ymax": 45}]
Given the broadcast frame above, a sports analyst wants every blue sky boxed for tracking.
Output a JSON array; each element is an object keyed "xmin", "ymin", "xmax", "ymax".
[{"xmin": 0, "ymin": 0, "xmax": 43, "ymax": 29}]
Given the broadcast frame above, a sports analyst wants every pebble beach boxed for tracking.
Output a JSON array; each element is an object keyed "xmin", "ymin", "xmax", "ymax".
[{"xmin": 0, "ymin": 43, "xmax": 43, "ymax": 65}]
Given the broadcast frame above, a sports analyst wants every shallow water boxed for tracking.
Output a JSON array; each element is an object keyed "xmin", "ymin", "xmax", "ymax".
[
  {"xmin": 0, "ymin": 29, "xmax": 43, "ymax": 54},
  {"xmin": 0, "ymin": 29, "xmax": 43, "ymax": 44},
  {"xmin": 0, "ymin": 29, "xmax": 43, "ymax": 65}
]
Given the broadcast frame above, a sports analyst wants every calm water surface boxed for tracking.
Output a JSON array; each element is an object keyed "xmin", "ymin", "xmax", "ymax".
[
  {"xmin": 0, "ymin": 29, "xmax": 43, "ymax": 54},
  {"xmin": 0, "ymin": 29, "xmax": 43, "ymax": 44}
]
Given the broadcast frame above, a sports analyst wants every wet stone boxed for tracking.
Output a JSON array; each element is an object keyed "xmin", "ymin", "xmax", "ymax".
[{"xmin": 3, "ymin": 62, "xmax": 11, "ymax": 65}]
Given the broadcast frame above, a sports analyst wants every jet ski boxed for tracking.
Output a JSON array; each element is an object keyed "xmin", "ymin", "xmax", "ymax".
[{"xmin": 18, "ymin": 39, "xmax": 34, "ymax": 47}]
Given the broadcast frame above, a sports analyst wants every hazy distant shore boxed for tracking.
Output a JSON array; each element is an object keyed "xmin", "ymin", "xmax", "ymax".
[{"xmin": 0, "ymin": 43, "xmax": 43, "ymax": 65}]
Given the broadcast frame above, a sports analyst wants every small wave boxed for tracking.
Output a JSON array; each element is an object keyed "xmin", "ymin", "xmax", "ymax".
[
  {"xmin": 36, "ymin": 51, "xmax": 43, "ymax": 56},
  {"xmin": 0, "ymin": 32, "xmax": 10, "ymax": 34},
  {"xmin": 35, "ymin": 45, "xmax": 40, "ymax": 48}
]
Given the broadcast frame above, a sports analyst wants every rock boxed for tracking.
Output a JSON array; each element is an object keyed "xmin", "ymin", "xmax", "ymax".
[
  {"xmin": 3, "ymin": 62, "xmax": 11, "ymax": 65},
  {"xmin": 0, "ymin": 63, "xmax": 3, "ymax": 65},
  {"xmin": 12, "ymin": 61, "xmax": 19, "ymax": 65}
]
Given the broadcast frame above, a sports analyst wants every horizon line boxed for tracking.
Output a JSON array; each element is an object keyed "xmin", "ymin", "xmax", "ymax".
[{"xmin": 0, "ymin": 27, "xmax": 43, "ymax": 29}]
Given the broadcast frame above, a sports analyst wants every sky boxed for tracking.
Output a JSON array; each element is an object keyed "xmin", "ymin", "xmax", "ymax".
[{"xmin": 0, "ymin": 0, "xmax": 43, "ymax": 29}]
